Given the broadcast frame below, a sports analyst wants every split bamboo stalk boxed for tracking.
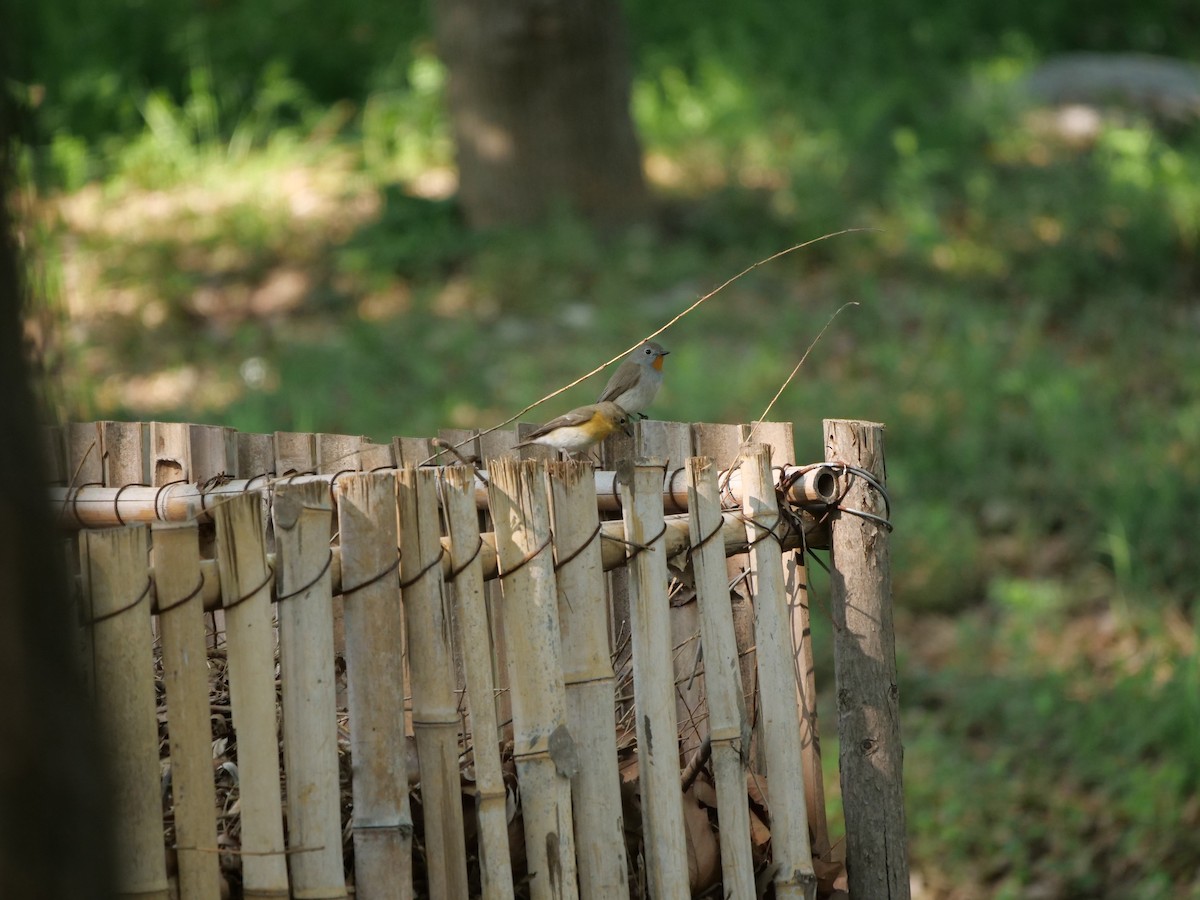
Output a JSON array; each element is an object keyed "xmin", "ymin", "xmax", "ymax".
[
  {"xmin": 546, "ymin": 460, "xmax": 629, "ymax": 899},
  {"xmin": 316, "ymin": 434, "xmax": 360, "ymax": 709},
  {"xmin": 746, "ymin": 422, "xmax": 830, "ymax": 855},
  {"xmin": 617, "ymin": 458, "xmax": 689, "ymax": 900},
  {"xmin": 487, "ymin": 458, "xmax": 579, "ymax": 900},
  {"xmin": 685, "ymin": 457, "xmax": 756, "ymax": 900},
  {"xmin": 824, "ymin": 419, "xmax": 910, "ymax": 900},
  {"xmin": 66, "ymin": 421, "xmax": 104, "ymax": 485},
  {"xmin": 213, "ymin": 493, "xmax": 289, "ymax": 899},
  {"xmin": 741, "ymin": 442, "xmax": 816, "ymax": 899},
  {"xmin": 396, "ymin": 465, "xmax": 470, "ymax": 900},
  {"xmin": 274, "ymin": 482, "xmax": 347, "ymax": 898},
  {"xmin": 101, "ymin": 421, "xmax": 145, "ymax": 485},
  {"xmin": 692, "ymin": 423, "xmax": 760, "ymax": 773},
  {"xmin": 639, "ymin": 420, "xmax": 706, "ymax": 763},
  {"xmin": 50, "ymin": 463, "xmax": 838, "ymax": 530},
  {"xmin": 152, "ymin": 519, "xmax": 222, "ymax": 900},
  {"xmin": 336, "ymin": 472, "xmax": 414, "ymax": 900},
  {"xmin": 79, "ymin": 525, "xmax": 169, "ymax": 900},
  {"xmin": 441, "ymin": 466, "xmax": 515, "ymax": 900},
  {"xmin": 478, "ymin": 427, "xmax": 519, "ymax": 745}
]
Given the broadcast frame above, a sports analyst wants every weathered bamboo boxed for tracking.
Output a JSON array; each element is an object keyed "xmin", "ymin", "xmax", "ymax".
[
  {"xmin": 751, "ymin": 422, "xmax": 831, "ymax": 856},
  {"xmin": 80, "ymin": 525, "xmax": 169, "ymax": 900},
  {"xmin": 127, "ymin": 503, "xmax": 824, "ymax": 620},
  {"xmin": 101, "ymin": 421, "xmax": 145, "ymax": 485},
  {"xmin": 274, "ymin": 482, "xmax": 347, "ymax": 898},
  {"xmin": 442, "ymin": 466, "xmax": 515, "ymax": 900},
  {"xmin": 824, "ymin": 419, "xmax": 910, "ymax": 900},
  {"xmin": 742, "ymin": 443, "xmax": 817, "ymax": 898},
  {"xmin": 336, "ymin": 472, "xmax": 413, "ymax": 900},
  {"xmin": 617, "ymin": 458, "xmax": 689, "ymax": 899},
  {"xmin": 487, "ymin": 458, "xmax": 579, "ymax": 900},
  {"xmin": 152, "ymin": 519, "xmax": 222, "ymax": 900},
  {"xmin": 546, "ymin": 460, "xmax": 629, "ymax": 898},
  {"xmin": 397, "ymin": 465, "xmax": 470, "ymax": 900},
  {"xmin": 50, "ymin": 462, "xmax": 838, "ymax": 529},
  {"xmin": 685, "ymin": 457, "xmax": 756, "ymax": 900},
  {"xmin": 213, "ymin": 493, "xmax": 289, "ymax": 898},
  {"xmin": 639, "ymin": 421, "xmax": 707, "ymax": 763}
]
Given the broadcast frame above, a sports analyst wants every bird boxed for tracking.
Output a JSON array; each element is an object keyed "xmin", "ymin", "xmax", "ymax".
[
  {"xmin": 596, "ymin": 340, "xmax": 669, "ymax": 418},
  {"xmin": 516, "ymin": 401, "xmax": 634, "ymax": 453}
]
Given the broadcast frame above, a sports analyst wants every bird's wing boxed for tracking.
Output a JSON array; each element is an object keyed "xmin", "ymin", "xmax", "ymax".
[
  {"xmin": 525, "ymin": 406, "xmax": 596, "ymax": 439},
  {"xmin": 597, "ymin": 362, "xmax": 639, "ymax": 403}
]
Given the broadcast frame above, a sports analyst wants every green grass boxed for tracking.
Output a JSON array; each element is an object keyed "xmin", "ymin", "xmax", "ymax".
[{"xmin": 15, "ymin": 2, "xmax": 1200, "ymax": 895}]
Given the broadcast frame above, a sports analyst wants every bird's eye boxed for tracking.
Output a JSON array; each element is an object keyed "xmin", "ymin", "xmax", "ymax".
[{"xmin": 644, "ymin": 347, "xmax": 653, "ymax": 355}]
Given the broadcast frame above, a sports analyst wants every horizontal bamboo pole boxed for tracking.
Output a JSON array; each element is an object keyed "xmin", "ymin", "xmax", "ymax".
[
  {"xmin": 136, "ymin": 505, "xmax": 826, "ymax": 614},
  {"xmin": 49, "ymin": 464, "xmax": 839, "ymax": 530}
]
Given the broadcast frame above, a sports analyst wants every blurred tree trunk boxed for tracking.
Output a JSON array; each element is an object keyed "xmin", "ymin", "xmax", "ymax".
[{"xmin": 433, "ymin": 0, "xmax": 649, "ymax": 228}]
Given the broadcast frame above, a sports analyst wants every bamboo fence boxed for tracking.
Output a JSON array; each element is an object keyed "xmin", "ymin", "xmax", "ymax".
[{"xmin": 52, "ymin": 416, "xmax": 906, "ymax": 900}]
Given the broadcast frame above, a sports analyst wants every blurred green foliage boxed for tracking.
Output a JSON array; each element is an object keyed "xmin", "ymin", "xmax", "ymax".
[{"xmin": 13, "ymin": 0, "xmax": 1200, "ymax": 895}]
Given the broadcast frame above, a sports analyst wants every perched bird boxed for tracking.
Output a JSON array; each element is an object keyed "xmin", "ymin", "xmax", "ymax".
[
  {"xmin": 516, "ymin": 401, "xmax": 633, "ymax": 453},
  {"xmin": 596, "ymin": 340, "xmax": 669, "ymax": 418}
]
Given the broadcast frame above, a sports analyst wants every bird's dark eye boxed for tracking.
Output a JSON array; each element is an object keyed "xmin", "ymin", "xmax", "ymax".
[{"xmin": 644, "ymin": 347, "xmax": 653, "ymax": 355}]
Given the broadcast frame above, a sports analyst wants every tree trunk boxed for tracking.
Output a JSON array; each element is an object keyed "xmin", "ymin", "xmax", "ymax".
[{"xmin": 434, "ymin": 0, "xmax": 649, "ymax": 227}]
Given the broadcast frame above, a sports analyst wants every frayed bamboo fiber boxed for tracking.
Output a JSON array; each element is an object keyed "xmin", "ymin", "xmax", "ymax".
[
  {"xmin": 213, "ymin": 494, "xmax": 289, "ymax": 898},
  {"xmin": 824, "ymin": 419, "xmax": 910, "ymax": 899},
  {"xmin": 487, "ymin": 458, "xmax": 579, "ymax": 900},
  {"xmin": 274, "ymin": 482, "xmax": 347, "ymax": 898},
  {"xmin": 686, "ymin": 457, "xmax": 756, "ymax": 899},
  {"xmin": 441, "ymin": 466, "xmax": 515, "ymax": 900},
  {"xmin": 80, "ymin": 525, "xmax": 169, "ymax": 900},
  {"xmin": 547, "ymin": 460, "xmax": 629, "ymax": 898},
  {"xmin": 617, "ymin": 459, "xmax": 689, "ymax": 900},
  {"xmin": 152, "ymin": 520, "xmax": 222, "ymax": 900},
  {"xmin": 336, "ymin": 472, "xmax": 413, "ymax": 900},
  {"xmin": 50, "ymin": 463, "xmax": 838, "ymax": 529},
  {"xmin": 741, "ymin": 443, "xmax": 816, "ymax": 899},
  {"xmin": 397, "ymin": 466, "xmax": 470, "ymax": 900}
]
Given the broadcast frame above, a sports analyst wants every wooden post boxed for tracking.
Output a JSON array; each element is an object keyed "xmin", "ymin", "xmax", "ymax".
[
  {"xmin": 442, "ymin": 466, "xmax": 515, "ymax": 900},
  {"xmin": 546, "ymin": 460, "xmax": 629, "ymax": 898},
  {"xmin": 741, "ymin": 443, "xmax": 817, "ymax": 898},
  {"xmin": 80, "ymin": 525, "xmax": 169, "ymax": 900},
  {"xmin": 153, "ymin": 519, "xmax": 222, "ymax": 900},
  {"xmin": 213, "ymin": 493, "xmax": 289, "ymax": 898},
  {"xmin": 337, "ymin": 472, "xmax": 413, "ymax": 900},
  {"xmin": 823, "ymin": 419, "xmax": 910, "ymax": 899},
  {"xmin": 397, "ymin": 465, "xmax": 470, "ymax": 900},
  {"xmin": 685, "ymin": 457, "xmax": 756, "ymax": 899},
  {"xmin": 616, "ymin": 458, "xmax": 689, "ymax": 900},
  {"xmin": 274, "ymin": 481, "xmax": 347, "ymax": 898},
  {"xmin": 487, "ymin": 458, "xmax": 579, "ymax": 900}
]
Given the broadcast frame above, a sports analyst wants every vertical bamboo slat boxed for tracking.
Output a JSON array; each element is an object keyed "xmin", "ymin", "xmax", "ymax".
[
  {"xmin": 685, "ymin": 457, "xmax": 756, "ymax": 899},
  {"xmin": 691, "ymin": 423, "xmax": 759, "ymax": 766},
  {"xmin": 442, "ymin": 465, "xmax": 516, "ymax": 900},
  {"xmin": 477, "ymin": 428, "xmax": 519, "ymax": 743},
  {"xmin": 616, "ymin": 458, "xmax": 689, "ymax": 900},
  {"xmin": 101, "ymin": 421, "xmax": 145, "ymax": 486},
  {"xmin": 213, "ymin": 493, "xmax": 290, "ymax": 899},
  {"xmin": 487, "ymin": 458, "xmax": 579, "ymax": 900},
  {"xmin": 153, "ymin": 519, "xmax": 222, "ymax": 900},
  {"xmin": 824, "ymin": 419, "xmax": 910, "ymax": 900},
  {"xmin": 741, "ymin": 443, "xmax": 816, "ymax": 899},
  {"xmin": 743, "ymin": 421, "xmax": 830, "ymax": 854},
  {"xmin": 274, "ymin": 482, "xmax": 347, "ymax": 898},
  {"xmin": 337, "ymin": 472, "xmax": 414, "ymax": 900},
  {"xmin": 67, "ymin": 421, "xmax": 104, "ymax": 485},
  {"xmin": 546, "ymin": 460, "xmax": 628, "ymax": 898},
  {"xmin": 80, "ymin": 525, "xmax": 169, "ymax": 900},
  {"xmin": 397, "ymin": 465, "xmax": 470, "ymax": 900},
  {"xmin": 638, "ymin": 420, "xmax": 705, "ymax": 761}
]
